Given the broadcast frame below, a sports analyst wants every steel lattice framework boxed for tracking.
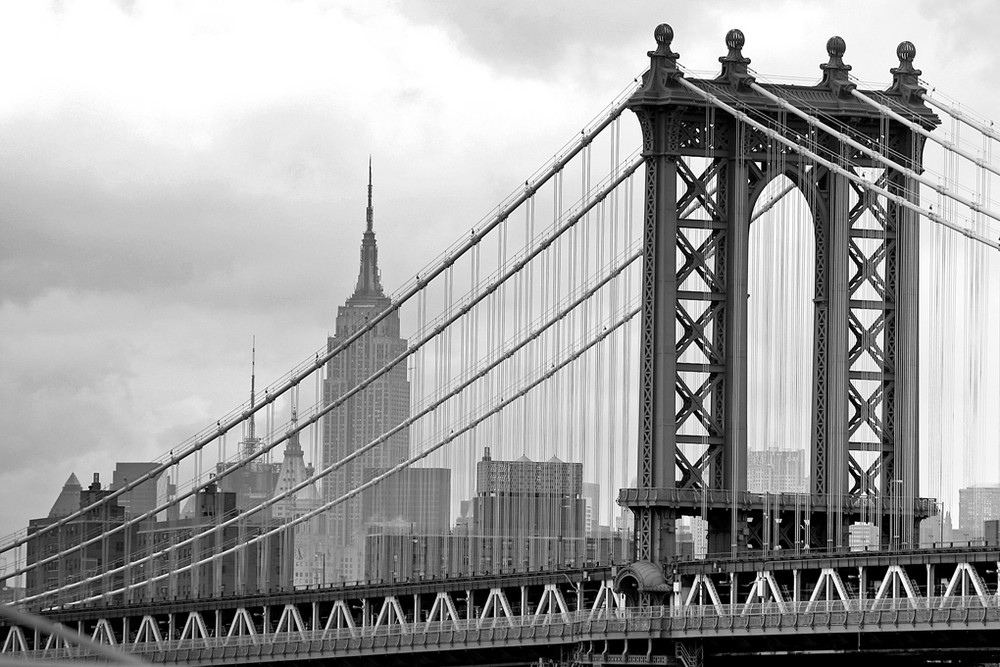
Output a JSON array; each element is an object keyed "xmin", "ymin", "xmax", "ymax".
[{"xmin": 619, "ymin": 25, "xmax": 938, "ymax": 568}]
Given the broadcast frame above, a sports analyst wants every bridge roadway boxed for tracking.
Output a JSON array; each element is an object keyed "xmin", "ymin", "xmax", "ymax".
[{"xmin": 5, "ymin": 548, "xmax": 1000, "ymax": 665}]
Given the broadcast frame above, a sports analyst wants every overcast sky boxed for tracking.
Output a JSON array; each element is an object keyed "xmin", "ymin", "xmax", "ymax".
[{"xmin": 1, "ymin": 0, "xmax": 997, "ymax": 544}]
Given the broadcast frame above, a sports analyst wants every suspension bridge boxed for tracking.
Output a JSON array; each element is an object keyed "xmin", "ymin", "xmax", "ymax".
[{"xmin": 2, "ymin": 23, "xmax": 1000, "ymax": 666}]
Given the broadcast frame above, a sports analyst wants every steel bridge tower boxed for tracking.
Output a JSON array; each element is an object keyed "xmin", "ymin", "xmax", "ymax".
[{"xmin": 618, "ymin": 25, "xmax": 939, "ymax": 582}]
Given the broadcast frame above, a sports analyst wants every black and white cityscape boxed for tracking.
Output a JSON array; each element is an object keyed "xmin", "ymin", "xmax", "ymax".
[{"xmin": 2, "ymin": 4, "xmax": 1000, "ymax": 665}]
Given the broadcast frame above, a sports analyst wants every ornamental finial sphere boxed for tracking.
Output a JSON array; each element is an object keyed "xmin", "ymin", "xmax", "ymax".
[
  {"xmin": 897, "ymin": 41, "xmax": 916, "ymax": 63},
  {"xmin": 726, "ymin": 28, "xmax": 745, "ymax": 50},
  {"xmin": 827, "ymin": 36, "xmax": 846, "ymax": 58},
  {"xmin": 654, "ymin": 23, "xmax": 673, "ymax": 45}
]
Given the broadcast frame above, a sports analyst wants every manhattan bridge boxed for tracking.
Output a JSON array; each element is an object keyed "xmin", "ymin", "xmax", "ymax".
[{"xmin": 2, "ymin": 23, "xmax": 1000, "ymax": 666}]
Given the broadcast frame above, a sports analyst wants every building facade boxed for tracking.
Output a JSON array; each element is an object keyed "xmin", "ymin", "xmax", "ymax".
[
  {"xmin": 463, "ymin": 449, "xmax": 587, "ymax": 573},
  {"xmin": 110, "ymin": 462, "xmax": 162, "ymax": 520},
  {"xmin": 582, "ymin": 482, "xmax": 600, "ymax": 538},
  {"xmin": 920, "ymin": 511, "xmax": 954, "ymax": 548},
  {"xmin": 215, "ymin": 426, "xmax": 281, "ymax": 524},
  {"xmin": 272, "ymin": 411, "xmax": 327, "ymax": 588},
  {"xmin": 361, "ymin": 467, "xmax": 451, "ymax": 533},
  {"xmin": 747, "ymin": 449, "xmax": 807, "ymax": 494},
  {"xmin": 849, "ymin": 522, "xmax": 881, "ymax": 551},
  {"xmin": 132, "ymin": 484, "xmax": 290, "ymax": 600},
  {"xmin": 322, "ymin": 165, "xmax": 411, "ymax": 582},
  {"xmin": 26, "ymin": 473, "xmax": 133, "ymax": 606},
  {"xmin": 959, "ymin": 485, "xmax": 1000, "ymax": 539}
]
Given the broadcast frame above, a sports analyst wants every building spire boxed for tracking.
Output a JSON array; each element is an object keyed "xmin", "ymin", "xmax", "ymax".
[
  {"xmin": 285, "ymin": 399, "xmax": 302, "ymax": 455},
  {"xmin": 352, "ymin": 157, "xmax": 385, "ymax": 299},
  {"xmin": 249, "ymin": 337, "xmax": 256, "ymax": 440},
  {"xmin": 366, "ymin": 155, "xmax": 374, "ymax": 233},
  {"xmin": 242, "ymin": 337, "xmax": 259, "ymax": 460}
]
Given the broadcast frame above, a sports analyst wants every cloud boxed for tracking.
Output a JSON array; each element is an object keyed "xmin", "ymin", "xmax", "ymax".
[
  {"xmin": 396, "ymin": 2, "xmax": 646, "ymax": 78},
  {"xmin": 0, "ymin": 291, "xmax": 141, "ymax": 493}
]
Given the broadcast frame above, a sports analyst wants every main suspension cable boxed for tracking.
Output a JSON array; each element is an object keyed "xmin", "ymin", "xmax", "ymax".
[
  {"xmin": 70, "ymin": 300, "xmax": 642, "ymax": 606},
  {"xmin": 747, "ymin": 81, "xmax": 1000, "ymax": 227},
  {"xmin": 0, "ymin": 76, "xmax": 645, "ymax": 559},
  {"xmin": 676, "ymin": 77, "xmax": 999, "ymax": 250},
  {"xmin": 20, "ymin": 160, "xmax": 644, "ymax": 605}
]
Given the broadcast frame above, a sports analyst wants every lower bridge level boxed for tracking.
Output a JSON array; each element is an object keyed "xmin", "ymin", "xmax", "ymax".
[{"xmin": 4, "ymin": 549, "xmax": 1000, "ymax": 665}]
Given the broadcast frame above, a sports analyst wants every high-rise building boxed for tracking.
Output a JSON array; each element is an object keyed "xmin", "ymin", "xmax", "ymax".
[
  {"xmin": 26, "ymin": 473, "xmax": 135, "ymax": 605},
  {"xmin": 110, "ymin": 462, "xmax": 161, "ymax": 520},
  {"xmin": 322, "ymin": 163, "xmax": 410, "ymax": 582},
  {"xmin": 959, "ymin": 485, "xmax": 1000, "ymax": 539},
  {"xmin": 357, "ymin": 467, "xmax": 451, "ymax": 583},
  {"xmin": 849, "ymin": 522, "xmax": 880, "ymax": 551},
  {"xmin": 272, "ymin": 409, "xmax": 326, "ymax": 588},
  {"xmin": 362, "ymin": 467, "xmax": 451, "ymax": 533},
  {"xmin": 919, "ymin": 511, "xmax": 953, "ymax": 548},
  {"xmin": 463, "ymin": 449, "xmax": 587, "ymax": 573},
  {"xmin": 582, "ymin": 482, "xmax": 600, "ymax": 537},
  {"xmin": 676, "ymin": 516, "xmax": 707, "ymax": 559},
  {"xmin": 747, "ymin": 449, "xmax": 806, "ymax": 494},
  {"xmin": 216, "ymin": 349, "xmax": 281, "ymax": 519},
  {"xmin": 133, "ymin": 484, "xmax": 290, "ymax": 600},
  {"xmin": 0, "ymin": 581, "xmax": 23, "ymax": 605},
  {"xmin": 28, "ymin": 470, "xmax": 291, "ymax": 605}
]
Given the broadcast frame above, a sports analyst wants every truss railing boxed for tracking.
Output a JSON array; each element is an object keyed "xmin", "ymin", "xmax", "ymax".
[{"xmin": 8, "ymin": 596, "xmax": 1000, "ymax": 662}]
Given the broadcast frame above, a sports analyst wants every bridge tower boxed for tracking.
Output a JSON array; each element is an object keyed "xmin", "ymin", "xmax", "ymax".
[{"xmin": 618, "ymin": 25, "xmax": 939, "ymax": 578}]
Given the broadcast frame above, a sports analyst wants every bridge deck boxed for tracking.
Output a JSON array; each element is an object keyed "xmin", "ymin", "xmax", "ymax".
[{"xmin": 10, "ymin": 600, "xmax": 1000, "ymax": 665}]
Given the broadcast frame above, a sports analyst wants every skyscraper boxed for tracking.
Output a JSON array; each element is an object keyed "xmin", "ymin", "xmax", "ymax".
[
  {"xmin": 26, "ymin": 473, "xmax": 132, "ymax": 604},
  {"xmin": 322, "ymin": 162, "xmax": 410, "ymax": 582},
  {"xmin": 466, "ymin": 448, "xmax": 587, "ymax": 572},
  {"xmin": 272, "ymin": 407, "xmax": 325, "ymax": 587},
  {"xmin": 110, "ymin": 462, "xmax": 162, "ymax": 519},
  {"xmin": 582, "ymin": 482, "xmax": 600, "ymax": 537},
  {"xmin": 959, "ymin": 485, "xmax": 1000, "ymax": 539},
  {"xmin": 216, "ymin": 347, "xmax": 281, "ymax": 520},
  {"xmin": 747, "ymin": 449, "xmax": 806, "ymax": 494}
]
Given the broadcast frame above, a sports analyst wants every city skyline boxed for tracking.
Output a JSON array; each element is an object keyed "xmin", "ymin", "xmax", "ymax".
[
  {"xmin": 3, "ymin": 8, "xmax": 1000, "ymax": 662},
  {"xmin": 16, "ymin": 447, "xmax": 624, "ymax": 600},
  {"xmin": 2, "ymin": 1, "xmax": 999, "ymax": 544}
]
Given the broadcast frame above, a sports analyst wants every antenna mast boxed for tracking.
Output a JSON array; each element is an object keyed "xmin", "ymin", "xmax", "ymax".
[{"xmin": 243, "ymin": 337, "xmax": 258, "ymax": 459}]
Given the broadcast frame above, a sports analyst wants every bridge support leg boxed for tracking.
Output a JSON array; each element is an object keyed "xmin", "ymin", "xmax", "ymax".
[{"xmin": 674, "ymin": 640, "xmax": 704, "ymax": 667}]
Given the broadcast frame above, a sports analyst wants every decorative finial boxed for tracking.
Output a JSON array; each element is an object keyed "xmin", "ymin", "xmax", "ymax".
[
  {"xmin": 826, "ymin": 36, "xmax": 847, "ymax": 59},
  {"xmin": 819, "ymin": 35, "xmax": 855, "ymax": 98},
  {"xmin": 654, "ymin": 23, "xmax": 672, "ymax": 46},
  {"xmin": 718, "ymin": 28, "xmax": 754, "ymax": 90},
  {"xmin": 897, "ymin": 40, "xmax": 916, "ymax": 64},
  {"xmin": 889, "ymin": 40, "xmax": 925, "ymax": 105},
  {"xmin": 726, "ymin": 28, "xmax": 745, "ymax": 52},
  {"xmin": 629, "ymin": 22, "xmax": 689, "ymax": 104},
  {"xmin": 650, "ymin": 23, "xmax": 678, "ymax": 59}
]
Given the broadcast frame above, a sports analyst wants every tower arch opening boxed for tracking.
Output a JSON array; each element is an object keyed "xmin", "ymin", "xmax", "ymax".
[{"xmin": 747, "ymin": 173, "xmax": 816, "ymax": 496}]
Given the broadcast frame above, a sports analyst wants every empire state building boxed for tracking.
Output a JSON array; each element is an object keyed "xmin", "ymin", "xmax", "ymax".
[{"xmin": 322, "ymin": 163, "xmax": 410, "ymax": 581}]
